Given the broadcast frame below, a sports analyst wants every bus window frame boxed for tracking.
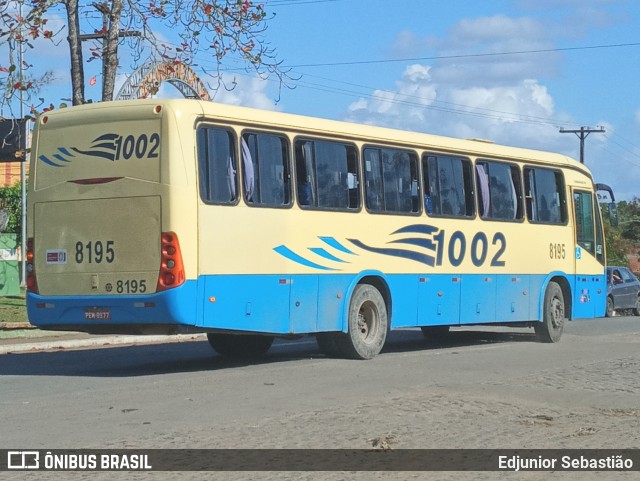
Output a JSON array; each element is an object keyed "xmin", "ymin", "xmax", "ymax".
[
  {"xmin": 196, "ymin": 122, "xmax": 240, "ymax": 207},
  {"xmin": 362, "ymin": 143, "xmax": 422, "ymax": 217},
  {"xmin": 240, "ymin": 129, "xmax": 294, "ymax": 210},
  {"xmin": 474, "ymin": 158, "xmax": 526, "ymax": 224},
  {"xmin": 422, "ymin": 151, "xmax": 475, "ymax": 221},
  {"xmin": 523, "ymin": 166, "xmax": 569, "ymax": 226},
  {"xmin": 573, "ymin": 188, "xmax": 597, "ymax": 257},
  {"xmin": 293, "ymin": 135, "xmax": 362, "ymax": 213}
]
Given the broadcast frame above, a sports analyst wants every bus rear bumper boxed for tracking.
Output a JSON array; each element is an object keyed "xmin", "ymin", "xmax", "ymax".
[{"xmin": 26, "ymin": 281, "xmax": 198, "ymax": 335}]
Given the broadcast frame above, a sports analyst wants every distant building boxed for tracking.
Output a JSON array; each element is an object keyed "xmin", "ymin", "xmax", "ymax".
[
  {"xmin": 0, "ymin": 162, "xmax": 26, "ymax": 188},
  {"xmin": 626, "ymin": 250, "xmax": 640, "ymax": 275}
]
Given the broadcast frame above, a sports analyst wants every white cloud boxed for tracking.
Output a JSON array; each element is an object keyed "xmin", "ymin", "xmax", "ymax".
[
  {"xmin": 345, "ymin": 14, "xmax": 582, "ymax": 154},
  {"xmin": 345, "ymin": 63, "xmax": 573, "ymax": 154},
  {"xmin": 209, "ymin": 74, "xmax": 280, "ymax": 111}
]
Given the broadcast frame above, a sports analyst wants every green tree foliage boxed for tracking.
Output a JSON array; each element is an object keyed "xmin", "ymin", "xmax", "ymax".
[
  {"xmin": 616, "ymin": 199, "xmax": 640, "ymax": 243},
  {"xmin": 0, "ymin": 182, "xmax": 21, "ymax": 237},
  {"xmin": 602, "ymin": 198, "xmax": 640, "ymax": 269}
]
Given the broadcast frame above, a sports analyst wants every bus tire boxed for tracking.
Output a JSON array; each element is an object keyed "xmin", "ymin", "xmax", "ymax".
[
  {"xmin": 535, "ymin": 281, "xmax": 565, "ymax": 343},
  {"xmin": 207, "ymin": 333, "xmax": 274, "ymax": 358},
  {"xmin": 421, "ymin": 325, "xmax": 450, "ymax": 341},
  {"xmin": 335, "ymin": 284, "xmax": 388, "ymax": 360}
]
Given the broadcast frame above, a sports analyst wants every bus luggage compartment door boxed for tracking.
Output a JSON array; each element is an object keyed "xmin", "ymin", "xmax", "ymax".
[{"xmin": 33, "ymin": 196, "xmax": 161, "ymax": 296}]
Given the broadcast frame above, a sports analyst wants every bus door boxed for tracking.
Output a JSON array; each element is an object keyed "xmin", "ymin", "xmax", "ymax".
[{"xmin": 572, "ymin": 189, "xmax": 606, "ymax": 318}]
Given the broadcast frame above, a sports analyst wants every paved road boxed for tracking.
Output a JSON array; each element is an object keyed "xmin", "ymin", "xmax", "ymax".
[{"xmin": 1, "ymin": 316, "xmax": 639, "ymax": 480}]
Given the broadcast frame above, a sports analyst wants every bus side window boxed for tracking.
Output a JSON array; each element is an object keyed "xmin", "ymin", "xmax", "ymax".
[
  {"xmin": 423, "ymin": 154, "xmax": 474, "ymax": 218},
  {"xmin": 524, "ymin": 167, "xmax": 566, "ymax": 224},
  {"xmin": 242, "ymin": 132, "xmax": 291, "ymax": 207},
  {"xmin": 364, "ymin": 147, "xmax": 419, "ymax": 215},
  {"xmin": 574, "ymin": 190, "xmax": 595, "ymax": 254},
  {"xmin": 476, "ymin": 160, "xmax": 523, "ymax": 221},
  {"xmin": 197, "ymin": 126, "xmax": 237, "ymax": 205},
  {"xmin": 295, "ymin": 139, "xmax": 359, "ymax": 211}
]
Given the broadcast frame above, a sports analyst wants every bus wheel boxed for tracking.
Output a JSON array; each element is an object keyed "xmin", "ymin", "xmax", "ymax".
[
  {"xmin": 207, "ymin": 333, "xmax": 274, "ymax": 358},
  {"xmin": 535, "ymin": 281, "xmax": 565, "ymax": 343},
  {"xmin": 606, "ymin": 296, "xmax": 615, "ymax": 317},
  {"xmin": 421, "ymin": 325, "xmax": 450, "ymax": 341},
  {"xmin": 335, "ymin": 284, "xmax": 388, "ymax": 360}
]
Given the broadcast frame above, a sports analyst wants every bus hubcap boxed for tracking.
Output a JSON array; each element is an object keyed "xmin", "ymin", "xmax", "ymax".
[
  {"xmin": 551, "ymin": 297, "xmax": 564, "ymax": 329},
  {"xmin": 357, "ymin": 303, "xmax": 377, "ymax": 342}
]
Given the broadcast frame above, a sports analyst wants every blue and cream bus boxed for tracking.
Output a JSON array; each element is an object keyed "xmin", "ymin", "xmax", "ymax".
[{"xmin": 27, "ymin": 99, "xmax": 609, "ymax": 359}]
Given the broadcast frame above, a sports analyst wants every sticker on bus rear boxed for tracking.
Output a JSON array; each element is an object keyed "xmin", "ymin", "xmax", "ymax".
[{"xmin": 46, "ymin": 249, "xmax": 68, "ymax": 265}]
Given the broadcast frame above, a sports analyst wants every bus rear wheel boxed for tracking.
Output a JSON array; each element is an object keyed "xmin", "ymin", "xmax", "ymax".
[
  {"xmin": 207, "ymin": 333, "xmax": 274, "ymax": 358},
  {"xmin": 334, "ymin": 284, "xmax": 388, "ymax": 360},
  {"xmin": 535, "ymin": 281, "xmax": 565, "ymax": 343}
]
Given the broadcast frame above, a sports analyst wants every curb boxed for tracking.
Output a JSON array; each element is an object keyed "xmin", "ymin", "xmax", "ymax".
[
  {"xmin": 0, "ymin": 333, "xmax": 207, "ymax": 355},
  {"xmin": 0, "ymin": 322, "xmax": 35, "ymax": 330}
]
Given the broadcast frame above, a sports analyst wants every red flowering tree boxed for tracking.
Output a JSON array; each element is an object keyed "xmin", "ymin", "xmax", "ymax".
[{"xmin": 0, "ymin": 0, "xmax": 286, "ymax": 115}]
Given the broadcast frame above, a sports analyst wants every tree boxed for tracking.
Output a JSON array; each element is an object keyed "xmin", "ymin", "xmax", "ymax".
[
  {"xmin": 0, "ymin": 0, "xmax": 287, "ymax": 114},
  {"xmin": 0, "ymin": 182, "xmax": 22, "ymax": 236}
]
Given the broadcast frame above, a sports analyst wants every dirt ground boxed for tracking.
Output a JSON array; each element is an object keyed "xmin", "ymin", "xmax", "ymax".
[{"xmin": 2, "ymin": 318, "xmax": 640, "ymax": 481}]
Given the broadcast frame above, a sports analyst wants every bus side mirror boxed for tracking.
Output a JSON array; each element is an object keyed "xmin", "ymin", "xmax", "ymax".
[{"xmin": 609, "ymin": 202, "xmax": 618, "ymax": 227}]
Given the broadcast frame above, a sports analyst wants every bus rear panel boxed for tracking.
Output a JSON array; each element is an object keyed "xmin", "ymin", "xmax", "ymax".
[{"xmin": 27, "ymin": 101, "xmax": 199, "ymax": 334}]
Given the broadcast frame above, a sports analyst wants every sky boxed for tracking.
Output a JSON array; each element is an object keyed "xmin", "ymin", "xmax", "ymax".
[{"xmin": 4, "ymin": 0, "xmax": 640, "ymax": 201}]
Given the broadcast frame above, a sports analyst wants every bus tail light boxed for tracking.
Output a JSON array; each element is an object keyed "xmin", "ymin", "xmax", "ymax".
[
  {"xmin": 157, "ymin": 232, "xmax": 185, "ymax": 292},
  {"xmin": 26, "ymin": 237, "xmax": 38, "ymax": 293}
]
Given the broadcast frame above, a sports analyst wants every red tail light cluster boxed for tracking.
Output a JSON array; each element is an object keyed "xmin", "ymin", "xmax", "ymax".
[
  {"xmin": 156, "ymin": 232, "xmax": 185, "ymax": 292},
  {"xmin": 26, "ymin": 237, "xmax": 38, "ymax": 293}
]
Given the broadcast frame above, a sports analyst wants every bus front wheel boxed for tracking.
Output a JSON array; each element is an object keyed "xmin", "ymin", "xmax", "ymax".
[
  {"xmin": 207, "ymin": 333, "xmax": 274, "ymax": 358},
  {"xmin": 535, "ymin": 281, "xmax": 565, "ymax": 343},
  {"xmin": 335, "ymin": 284, "xmax": 388, "ymax": 360}
]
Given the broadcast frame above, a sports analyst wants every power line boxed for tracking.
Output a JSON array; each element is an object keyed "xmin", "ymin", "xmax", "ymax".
[{"xmin": 280, "ymin": 42, "xmax": 640, "ymax": 69}]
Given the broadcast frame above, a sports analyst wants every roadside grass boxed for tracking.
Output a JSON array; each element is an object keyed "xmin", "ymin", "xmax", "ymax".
[{"xmin": 0, "ymin": 295, "xmax": 28, "ymax": 324}]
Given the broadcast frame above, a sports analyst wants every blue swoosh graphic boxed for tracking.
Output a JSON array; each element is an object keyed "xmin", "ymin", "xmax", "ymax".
[
  {"xmin": 319, "ymin": 237, "xmax": 356, "ymax": 255},
  {"xmin": 53, "ymin": 154, "xmax": 72, "ymax": 163},
  {"xmin": 57, "ymin": 148, "xmax": 75, "ymax": 157},
  {"xmin": 274, "ymin": 246, "xmax": 338, "ymax": 271},
  {"xmin": 89, "ymin": 142, "xmax": 117, "ymax": 151},
  {"xmin": 392, "ymin": 224, "xmax": 439, "ymax": 235},
  {"xmin": 71, "ymin": 148, "xmax": 115, "ymax": 161},
  {"xmin": 309, "ymin": 248, "xmax": 348, "ymax": 263},
  {"xmin": 39, "ymin": 155, "xmax": 64, "ymax": 167},
  {"xmin": 389, "ymin": 237, "xmax": 437, "ymax": 250},
  {"xmin": 348, "ymin": 239, "xmax": 435, "ymax": 267},
  {"xmin": 94, "ymin": 133, "xmax": 119, "ymax": 141}
]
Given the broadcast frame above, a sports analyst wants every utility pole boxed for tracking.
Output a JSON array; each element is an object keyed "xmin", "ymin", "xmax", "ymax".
[
  {"xmin": 79, "ymin": 2, "xmax": 141, "ymax": 101},
  {"xmin": 559, "ymin": 126, "xmax": 605, "ymax": 164}
]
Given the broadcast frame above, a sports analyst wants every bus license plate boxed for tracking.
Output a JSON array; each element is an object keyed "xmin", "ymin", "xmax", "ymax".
[{"xmin": 84, "ymin": 308, "xmax": 111, "ymax": 320}]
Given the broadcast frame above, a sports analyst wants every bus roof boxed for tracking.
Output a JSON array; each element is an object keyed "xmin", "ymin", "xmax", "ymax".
[{"xmin": 40, "ymin": 98, "xmax": 589, "ymax": 174}]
